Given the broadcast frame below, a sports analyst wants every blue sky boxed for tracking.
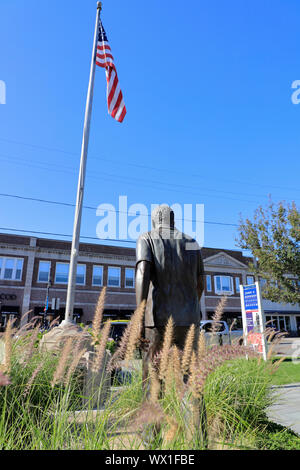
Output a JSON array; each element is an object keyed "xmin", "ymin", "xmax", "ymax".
[{"xmin": 0, "ymin": 0, "xmax": 299, "ymax": 251}]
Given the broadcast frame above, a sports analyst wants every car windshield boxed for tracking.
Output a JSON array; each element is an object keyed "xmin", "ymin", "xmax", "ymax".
[
  {"xmin": 201, "ymin": 322, "xmax": 225, "ymax": 332},
  {"xmin": 110, "ymin": 323, "xmax": 128, "ymax": 341}
]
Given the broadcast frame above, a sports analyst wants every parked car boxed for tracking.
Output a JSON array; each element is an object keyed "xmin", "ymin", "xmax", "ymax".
[
  {"xmin": 109, "ymin": 320, "xmax": 129, "ymax": 343},
  {"xmin": 200, "ymin": 320, "xmax": 244, "ymax": 346}
]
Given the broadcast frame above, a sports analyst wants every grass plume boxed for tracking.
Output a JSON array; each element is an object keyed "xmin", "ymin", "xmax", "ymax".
[
  {"xmin": 124, "ymin": 301, "xmax": 146, "ymax": 367},
  {"xmin": 51, "ymin": 337, "xmax": 73, "ymax": 388},
  {"xmin": 92, "ymin": 320, "xmax": 111, "ymax": 373},
  {"xmin": 197, "ymin": 329, "xmax": 206, "ymax": 361},
  {"xmin": 159, "ymin": 317, "xmax": 174, "ymax": 381},
  {"xmin": 4, "ymin": 319, "xmax": 13, "ymax": 374},
  {"xmin": 181, "ymin": 324, "xmax": 195, "ymax": 375},
  {"xmin": 210, "ymin": 296, "xmax": 227, "ymax": 333},
  {"xmin": 92, "ymin": 287, "xmax": 107, "ymax": 345}
]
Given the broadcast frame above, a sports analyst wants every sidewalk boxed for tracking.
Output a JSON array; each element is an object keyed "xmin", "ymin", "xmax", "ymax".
[{"xmin": 267, "ymin": 383, "xmax": 300, "ymax": 435}]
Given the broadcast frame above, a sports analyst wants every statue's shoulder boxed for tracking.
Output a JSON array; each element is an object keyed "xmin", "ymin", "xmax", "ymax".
[
  {"xmin": 176, "ymin": 230, "xmax": 201, "ymax": 251},
  {"xmin": 137, "ymin": 231, "xmax": 152, "ymax": 244}
]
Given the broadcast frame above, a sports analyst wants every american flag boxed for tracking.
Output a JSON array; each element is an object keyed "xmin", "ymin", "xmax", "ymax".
[{"xmin": 96, "ymin": 20, "xmax": 126, "ymax": 123}]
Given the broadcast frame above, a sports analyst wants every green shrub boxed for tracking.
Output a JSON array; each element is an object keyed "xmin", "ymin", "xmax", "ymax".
[{"xmin": 204, "ymin": 358, "xmax": 273, "ymax": 443}]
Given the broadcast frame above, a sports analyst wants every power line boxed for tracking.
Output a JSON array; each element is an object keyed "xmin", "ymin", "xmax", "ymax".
[
  {"xmin": 0, "ymin": 192, "xmax": 239, "ymax": 227},
  {"xmin": 0, "ymin": 151, "xmax": 296, "ymax": 206},
  {"xmin": 0, "ymin": 226, "xmax": 136, "ymax": 245},
  {"xmin": 0, "ymin": 136, "xmax": 299, "ymax": 194},
  {"xmin": 0, "ymin": 152, "xmax": 265, "ymax": 205}
]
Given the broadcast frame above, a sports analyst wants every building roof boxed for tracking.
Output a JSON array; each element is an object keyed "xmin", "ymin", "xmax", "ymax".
[{"xmin": 0, "ymin": 232, "xmax": 252, "ymax": 264}]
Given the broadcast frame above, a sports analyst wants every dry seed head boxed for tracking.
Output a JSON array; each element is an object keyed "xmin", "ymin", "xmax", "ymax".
[
  {"xmin": 270, "ymin": 356, "xmax": 286, "ymax": 374},
  {"xmin": 19, "ymin": 310, "xmax": 32, "ymax": 327},
  {"xmin": 25, "ymin": 324, "xmax": 40, "ymax": 363},
  {"xmin": 134, "ymin": 401, "xmax": 165, "ymax": 428},
  {"xmin": 188, "ymin": 351, "xmax": 200, "ymax": 399},
  {"xmin": 149, "ymin": 363, "xmax": 161, "ymax": 403},
  {"xmin": 211, "ymin": 296, "xmax": 227, "ymax": 333},
  {"xmin": 159, "ymin": 316, "xmax": 174, "ymax": 380},
  {"xmin": 4, "ymin": 319, "xmax": 13, "ymax": 374},
  {"xmin": 0, "ymin": 371, "xmax": 11, "ymax": 387},
  {"xmin": 107, "ymin": 318, "xmax": 132, "ymax": 372},
  {"xmin": 181, "ymin": 324, "xmax": 195, "ymax": 375},
  {"xmin": 229, "ymin": 319, "xmax": 237, "ymax": 333},
  {"xmin": 124, "ymin": 301, "xmax": 146, "ymax": 367},
  {"xmin": 64, "ymin": 335, "xmax": 87, "ymax": 385},
  {"xmin": 267, "ymin": 342, "xmax": 275, "ymax": 360},
  {"xmin": 92, "ymin": 320, "xmax": 111, "ymax": 373},
  {"xmin": 92, "ymin": 287, "xmax": 107, "ymax": 345},
  {"xmin": 172, "ymin": 346, "xmax": 183, "ymax": 395},
  {"xmin": 51, "ymin": 337, "xmax": 73, "ymax": 387},
  {"xmin": 197, "ymin": 329, "xmax": 206, "ymax": 361},
  {"xmin": 164, "ymin": 416, "xmax": 179, "ymax": 444},
  {"xmin": 65, "ymin": 347, "xmax": 86, "ymax": 385},
  {"xmin": 23, "ymin": 362, "xmax": 43, "ymax": 397},
  {"xmin": 164, "ymin": 353, "xmax": 175, "ymax": 395}
]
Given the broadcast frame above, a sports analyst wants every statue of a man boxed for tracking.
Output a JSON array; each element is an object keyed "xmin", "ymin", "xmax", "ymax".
[{"xmin": 135, "ymin": 204, "xmax": 205, "ymax": 384}]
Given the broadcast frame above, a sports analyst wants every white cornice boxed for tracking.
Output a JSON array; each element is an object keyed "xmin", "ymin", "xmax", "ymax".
[{"xmin": 204, "ymin": 251, "xmax": 249, "ymax": 269}]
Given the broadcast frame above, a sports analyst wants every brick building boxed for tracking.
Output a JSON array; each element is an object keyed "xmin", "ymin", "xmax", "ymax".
[{"xmin": 0, "ymin": 233, "xmax": 299, "ymax": 334}]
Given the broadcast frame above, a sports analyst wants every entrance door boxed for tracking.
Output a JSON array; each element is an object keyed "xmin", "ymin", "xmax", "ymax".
[
  {"xmin": 296, "ymin": 316, "xmax": 300, "ymax": 337},
  {"xmin": 267, "ymin": 315, "xmax": 291, "ymax": 334}
]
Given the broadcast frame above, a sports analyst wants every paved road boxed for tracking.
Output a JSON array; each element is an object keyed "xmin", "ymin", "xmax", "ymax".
[
  {"xmin": 271, "ymin": 337, "xmax": 300, "ymax": 358},
  {"xmin": 267, "ymin": 383, "xmax": 300, "ymax": 435}
]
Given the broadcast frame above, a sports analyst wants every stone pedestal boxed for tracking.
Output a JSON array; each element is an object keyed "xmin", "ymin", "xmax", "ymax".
[
  {"xmin": 81, "ymin": 350, "xmax": 111, "ymax": 409},
  {"xmin": 39, "ymin": 323, "xmax": 93, "ymax": 354},
  {"xmin": 40, "ymin": 324, "xmax": 111, "ymax": 409}
]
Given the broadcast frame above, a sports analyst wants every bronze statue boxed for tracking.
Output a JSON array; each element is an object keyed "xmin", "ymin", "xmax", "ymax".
[
  {"xmin": 135, "ymin": 204, "xmax": 205, "ymax": 383},
  {"xmin": 135, "ymin": 204, "xmax": 207, "ymax": 446}
]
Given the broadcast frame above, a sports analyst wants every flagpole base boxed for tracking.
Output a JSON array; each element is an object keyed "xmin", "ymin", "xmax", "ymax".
[{"xmin": 60, "ymin": 319, "xmax": 76, "ymax": 328}]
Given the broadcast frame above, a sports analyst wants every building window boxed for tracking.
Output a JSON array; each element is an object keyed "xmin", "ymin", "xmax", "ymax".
[
  {"xmin": 55, "ymin": 263, "xmax": 86, "ymax": 285},
  {"xmin": 0, "ymin": 257, "xmax": 23, "ymax": 281},
  {"xmin": 76, "ymin": 264, "xmax": 86, "ymax": 285},
  {"xmin": 38, "ymin": 261, "xmax": 51, "ymax": 282},
  {"xmin": 55, "ymin": 263, "xmax": 69, "ymax": 284},
  {"xmin": 92, "ymin": 266, "xmax": 103, "ymax": 286},
  {"xmin": 235, "ymin": 277, "xmax": 240, "ymax": 293},
  {"xmin": 108, "ymin": 267, "xmax": 121, "ymax": 287},
  {"xmin": 125, "ymin": 268, "xmax": 135, "ymax": 288},
  {"xmin": 214, "ymin": 276, "xmax": 234, "ymax": 295},
  {"xmin": 247, "ymin": 275, "xmax": 255, "ymax": 285},
  {"xmin": 206, "ymin": 275, "xmax": 212, "ymax": 292}
]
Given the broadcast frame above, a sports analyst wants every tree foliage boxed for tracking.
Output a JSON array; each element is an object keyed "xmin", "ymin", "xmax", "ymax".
[{"xmin": 237, "ymin": 200, "xmax": 300, "ymax": 305}]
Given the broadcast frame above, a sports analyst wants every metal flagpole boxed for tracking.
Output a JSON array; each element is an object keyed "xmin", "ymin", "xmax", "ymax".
[{"xmin": 62, "ymin": 2, "xmax": 102, "ymax": 326}]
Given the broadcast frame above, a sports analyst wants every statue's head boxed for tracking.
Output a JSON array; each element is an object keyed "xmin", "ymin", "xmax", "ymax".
[{"xmin": 151, "ymin": 205, "xmax": 175, "ymax": 230}]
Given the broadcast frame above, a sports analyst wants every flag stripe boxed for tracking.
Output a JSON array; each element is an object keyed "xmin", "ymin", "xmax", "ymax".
[
  {"xmin": 96, "ymin": 53, "xmax": 114, "ymax": 61},
  {"xmin": 95, "ymin": 20, "xmax": 126, "ymax": 123},
  {"xmin": 111, "ymin": 91, "xmax": 123, "ymax": 118}
]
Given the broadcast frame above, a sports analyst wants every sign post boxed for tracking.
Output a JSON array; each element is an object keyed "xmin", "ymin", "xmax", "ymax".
[{"xmin": 240, "ymin": 281, "xmax": 267, "ymax": 361}]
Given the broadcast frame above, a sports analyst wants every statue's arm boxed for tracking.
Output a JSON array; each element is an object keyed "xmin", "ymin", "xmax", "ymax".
[
  {"xmin": 197, "ymin": 250, "xmax": 205, "ymax": 300},
  {"xmin": 135, "ymin": 260, "xmax": 151, "ymax": 306},
  {"xmin": 197, "ymin": 273, "xmax": 205, "ymax": 300}
]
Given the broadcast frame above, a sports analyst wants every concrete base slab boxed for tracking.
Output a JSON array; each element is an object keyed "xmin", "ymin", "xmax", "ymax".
[{"xmin": 267, "ymin": 383, "xmax": 300, "ymax": 435}]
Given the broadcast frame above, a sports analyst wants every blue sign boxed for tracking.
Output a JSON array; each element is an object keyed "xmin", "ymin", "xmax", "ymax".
[
  {"xmin": 243, "ymin": 285, "xmax": 258, "ymax": 311},
  {"xmin": 246, "ymin": 312, "xmax": 254, "ymax": 332}
]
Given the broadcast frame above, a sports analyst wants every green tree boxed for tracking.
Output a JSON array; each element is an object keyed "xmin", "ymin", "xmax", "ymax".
[{"xmin": 237, "ymin": 200, "xmax": 300, "ymax": 305}]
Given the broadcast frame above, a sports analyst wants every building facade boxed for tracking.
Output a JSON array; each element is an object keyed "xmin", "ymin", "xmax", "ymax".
[{"xmin": 0, "ymin": 233, "xmax": 299, "ymax": 335}]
